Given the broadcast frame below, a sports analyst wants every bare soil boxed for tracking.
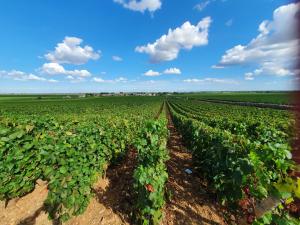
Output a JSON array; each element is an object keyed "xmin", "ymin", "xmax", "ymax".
[
  {"xmin": 163, "ymin": 109, "xmax": 227, "ymax": 225},
  {"xmin": 0, "ymin": 150, "xmax": 137, "ymax": 225},
  {"xmin": 0, "ymin": 110, "xmax": 229, "ymax": 225}
]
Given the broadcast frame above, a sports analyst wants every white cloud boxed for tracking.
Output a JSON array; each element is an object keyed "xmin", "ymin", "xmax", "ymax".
[
  {"xmin": 65, "ymin": 75, "xmax": 86, "ymax": 83},
  {"xmin": 112, "ymin": 55, "xmax": 123, "ymax": 61},
  {"xmin": 41, "ymin": 63, "xmax": 91, "ymax": 77},
  {"xmin": 211, "ymin": 65, "xmax": 225, "ymax": 69},
  {"xmin": 70, "ymin": 77, "xmax": 86, "ymax": 83},
  {"xmin": 0, "ymin": 70, "xmax": 57, "ymax": 82},
  {"xmin": 194, "ymin": 0, "xmax": 211, "ymax": 12},
  {"xmin": 245, "ymin": 73, "xmax": 255, "ymax": 81},
  {"xmin": 225, "ymin": 19, "xmax": 233, "ymax": 27},
  {"xmin": 22, "ymin": 74, "xmax": 46, "ymax": 81},
  {"xmin": 41, "ymin": 37, "xmax": 95, "ymax": 81},
  {"xmin": 255, "ymin": 62, "xmax": 293, "ymax": 77},
  {"xmin": 143, "ymin": 69, "xmax": 161, "ymax": 76},
  {"xmin": 135, "ymin": 17, "xmax": 212, "ymax": 62},
  {"xmin": 66, "ymin": 75, "xmax": 75, "ymax": 80},
  {"xmin": 115, "ymin": 77, "xmax": 128, "ymax": 82},
  {"xmin": 142, "ymin": 68, "xmax": 181, "ymax": 76},
  {"xmin": 183, "ymin": 77, "xmax": 239, "ymax": 85},
  {"xmin": 93, "ymin": 77, "xmax": 110, "ymax": 83},
  {"xmin": 163, "ymin": 67, "xmax": 181, "ymax": 75},
  {"xmin": 45, "ymin": 36, "xmax": 100, "ymax": 65},
  {"xmin": 243, "ymin": 62, "xmax": 294, "ymax": 80},
  {"xmin": 217, "ymin": 2, "xmax": 299, "ymax": 80},
  {"xmin": 93, "ymin": 76, "xmax": 128, "ymax": 83},
  {"xmin": 48, "ymin": 79, "xmax": 59, "ymax": 83},
  {"xmin": 113, "ymin": 0, "xmax": 161, "ymax": 13},
  {"xmin": 194, "ymin": 0, "xmax": 227, "ymax": 12}
]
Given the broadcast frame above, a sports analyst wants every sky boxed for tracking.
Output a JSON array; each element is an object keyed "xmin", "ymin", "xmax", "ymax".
[{"xmin": 0, "ymin": 0, "xmax": 299, "ymax": 93}]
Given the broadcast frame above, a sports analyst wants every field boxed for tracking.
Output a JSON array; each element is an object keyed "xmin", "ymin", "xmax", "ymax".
[
  {"xmin": 0, "ymin": 93, "xmax": 299, "ymax": 225},
  {"xmin": 172, "ymin": 92, "xmax": 295, "ymax": 105}
]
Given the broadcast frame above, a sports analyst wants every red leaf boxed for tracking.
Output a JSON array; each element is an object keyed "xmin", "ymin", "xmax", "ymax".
[
  {"xmin": 247, "ymin": 215, "xmax": 255, "ymax": 224},
  {"xmin": 243, "ymin": 186, "xmax": 250, "ymax": 195},
  {"xmin": 145, "ymin": 184, "xmax": 155, "ymax": 192},
  {"xmin": 238, "ymin": 199, "xmax": 251, "ymax": 210}
]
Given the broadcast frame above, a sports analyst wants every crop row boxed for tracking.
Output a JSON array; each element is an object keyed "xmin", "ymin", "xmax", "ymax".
[
  {"xmin": 133, "ymin": 115, "xmax": 169, "ymax": 224},
  {"xmin": 0, "ymin": 117, "xmax": 137, "ymax": 221},
  {"xmin": 169, "ymin": 98, "xmax": 294, "ymax": 137},
  {"xmin": 171, "ymin": 92, "xmax": 293, "ymax": 105},
  {"xmin": 0, "ymin": 97, "xmax": 169, "ymax": 224},
  {"xmin": 167, "ymin": 100, "xmax": 299, "ymax": 224}
]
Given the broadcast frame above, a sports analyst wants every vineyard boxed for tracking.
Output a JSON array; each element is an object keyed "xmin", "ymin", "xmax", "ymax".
[
  {"xmin": 172, "ymin": 92, "xmax": 294, "ymax": 105},
  {"xmin": 0, "ymin": 94, "xmax": 299, "ymax": 225}
]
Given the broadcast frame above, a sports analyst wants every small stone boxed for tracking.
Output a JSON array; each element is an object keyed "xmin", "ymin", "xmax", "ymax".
[{"xmin": 230, "ymin": 215, "xmax": 236, "ymax": 221}]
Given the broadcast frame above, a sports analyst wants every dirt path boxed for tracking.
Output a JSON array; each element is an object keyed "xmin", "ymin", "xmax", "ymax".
[
  {"xmin": 0, "ymin": 150, "xmax": 137, "ymax": 225},
  {"xmin": 163, "ymin": 108, "xmax": 227, "ymax": 225}
]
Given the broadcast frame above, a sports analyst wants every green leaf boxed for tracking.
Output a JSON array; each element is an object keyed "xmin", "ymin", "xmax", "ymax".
[{"xmin": 59, "ymin": 167, "xmax": 67, "ymax": 174}]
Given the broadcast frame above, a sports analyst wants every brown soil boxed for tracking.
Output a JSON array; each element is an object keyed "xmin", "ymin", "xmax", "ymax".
[
  {"xmin": 0, "ymin": 150, "xmax": 137, "ymax": 225},
  {"xmin": 163, "ymin": 109, "xmax": 228, "ymax": 225},
  {"xmin": 0, "ymin": 109, "xmax": 230, "ymax": 225},
  {"xmin": 0, "ymin": 179, "xmax": 49, "ymax": 225}
]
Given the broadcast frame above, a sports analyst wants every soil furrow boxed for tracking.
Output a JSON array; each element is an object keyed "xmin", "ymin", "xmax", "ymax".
[{"xmin": 163, "ymin": 106, "xmax": 227, "ymax": 225}]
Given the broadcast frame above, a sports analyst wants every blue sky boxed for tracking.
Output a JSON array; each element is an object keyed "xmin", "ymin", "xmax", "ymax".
[{"xmin": 0, "ymin": 0, "xmax": 298, "ymax": 93}]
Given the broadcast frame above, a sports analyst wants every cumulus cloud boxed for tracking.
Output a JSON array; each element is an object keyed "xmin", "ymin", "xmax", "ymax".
[
  {"xmin": 1, "ymin": 37, "xmax": 99, "ymax": 83},
  {"xmin": 113, "ymin": 0, "xmax": 161, "ymax": 13},
  {"xmin": 45, "ymin": 36, "xmax": 100, "ymax": 65},
  {"xmin": 135, "ymin": 17, "xmax": 212, "ymax": 62},
  {"xmin": 143, "ymin": 69, "xmax": 161, "ymax": 76},
  {"xmin": 183, "ymin": 77, "xmax": 239, "ymax": 85},
  {"xmin": 41, "ymin": 63, "xmax": 91, "ymax": 77},
  {"xmin": 163, "ymin": 67, "xmax": 181, "ymax": 75},
  {"xmin": 93, "ymin": 76, "xmax": 128, "ymax": 83},
  {"xmin": 143, "ymin": 68, "xmax": 182, "ymax": 76},
  {"xmin": 0, "ymin": 70, "xmax": 57, "ymax": 82},
  {"xmin": 217, "ymin": 2, "xmax": 299, "ymax": 80},
  {"xmin": 243, "ymin": 62, "xmax": 294, "ymax": 80},
  {"xmin": 112, "ymin": 55, "xmax": 123, "ymax": 61}
]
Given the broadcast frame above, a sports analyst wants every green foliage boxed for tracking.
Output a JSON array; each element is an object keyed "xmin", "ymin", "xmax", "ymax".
[
  {"xmin": 168, "ymin": 99, "xmax": 294, "ymax": 138},
  {"xmin": 0, "ymin": 96, "xmax": 163, "ymax": 223},
  {"xmin": 253, "ymin": 205, "xmax": 299, "ymax": 225},
  {"xmin": 167, "ymin": 99, "xmax": 298, "ymax": 223},
  {"xmin": 171, "ymin": 92, "xmax": 293, "ymax": 105},
  {"xmin": 133, "ymin": 119, "xmax": 169, "ymax": 225}
]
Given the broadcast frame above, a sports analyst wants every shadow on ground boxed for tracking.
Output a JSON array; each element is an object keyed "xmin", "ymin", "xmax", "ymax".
[
  {"xmin": 93, "ymin": 149, "xmax": 137, "ymax": 224},
  {"xmin": 163, "ymin": 108, "xmax": 227, "ymax": 225}
]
